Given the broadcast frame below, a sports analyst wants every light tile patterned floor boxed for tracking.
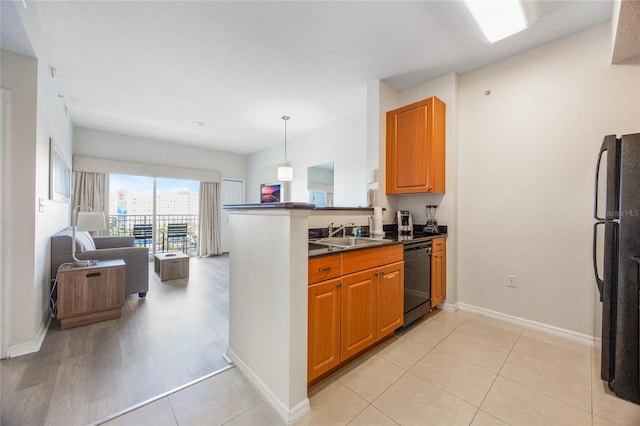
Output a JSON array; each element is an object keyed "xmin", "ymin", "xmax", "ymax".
[{"xmin": 101, "ymin": 310, "xmax": 640, "ymax": 426}]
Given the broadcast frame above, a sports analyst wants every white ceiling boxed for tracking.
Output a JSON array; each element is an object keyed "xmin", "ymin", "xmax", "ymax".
[{"xmin": 2, "ymin": 1, "xmax": 612, "ymax": 155}]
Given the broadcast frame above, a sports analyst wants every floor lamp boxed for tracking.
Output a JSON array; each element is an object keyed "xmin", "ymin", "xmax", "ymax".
[{"xmin": 72, "ymin": 205, "xmax": 107, "ymax": 267}]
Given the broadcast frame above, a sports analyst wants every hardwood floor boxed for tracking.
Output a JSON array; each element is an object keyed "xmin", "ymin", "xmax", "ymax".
[{"xmin": 0, "ymin": 255, "xmax": 230, "ymax": 426}]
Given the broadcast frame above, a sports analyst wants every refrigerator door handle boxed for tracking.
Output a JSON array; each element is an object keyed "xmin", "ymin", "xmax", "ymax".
[
  {"xmin": 594, "ymin": 138, "xmax": 608, "ymax": 221},
  {"xmin": 593, "ymin": 221, "xmax": 605, "ymax": 299}
]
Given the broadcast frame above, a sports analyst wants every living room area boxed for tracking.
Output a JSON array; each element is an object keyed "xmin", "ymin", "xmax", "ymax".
[
  {"xmin": 1, "ymin": 254, "xmax": 232, "ymax": 425},
  {"xmin": 0, "ymin": 2, "xmax": 250, "ymax": 420}
]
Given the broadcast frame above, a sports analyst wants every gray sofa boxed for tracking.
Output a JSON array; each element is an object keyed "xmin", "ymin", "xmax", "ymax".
[{"xmin": 51, "ymin": 227, "xmax": 149, "ymax": 297}]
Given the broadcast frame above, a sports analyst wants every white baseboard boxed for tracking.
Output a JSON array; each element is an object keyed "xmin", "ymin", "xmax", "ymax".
[
  {"xmin": 453, "ymin": 302, "xmax": 599, "ymax": 347},
  {"xmin": 226, "ymin": 347, "xmax": 310, "ymax": 425},
  {"xmin": 441, "ymin": 302, "xmax": 458, "ymax": 313},
  {"xmin": 6, "ymin": 317, "xmax": 50, "ymax": 358}
]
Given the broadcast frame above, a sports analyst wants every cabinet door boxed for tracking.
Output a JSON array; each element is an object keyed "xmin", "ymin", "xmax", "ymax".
[
  {"xmin": 431, "ymin": 250, "xmax": 446, "ymax": 307},
  {"xmin": 377, "ymin": 261, "xmax": 404, "ymax": 338},
  {"xmin": 308, "ymin": 278, "xmax": 341, "ymax": 382},
  {"xmin": 58, "ymin": 266, "xmax": 125, "ymax": 317},
  {"xmin": 90, "ymin": 267, "xmax": 125, "ymax": 312},
  {"xmin": 341, "ymin": 269, "xmax": 376, "ymax": 361},
  {"xmin": 386, "ymin": 96, "xmax": 446, "ymax": 194}
]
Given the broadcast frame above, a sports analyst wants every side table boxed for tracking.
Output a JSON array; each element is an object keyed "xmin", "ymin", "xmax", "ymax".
[
  {"xmin": 56, "ymin": 259, "xmax": 126, "ymax": 330},
  {"xmin": 154, "ymin": 252, "xmax": 190, "ymax": 281}
]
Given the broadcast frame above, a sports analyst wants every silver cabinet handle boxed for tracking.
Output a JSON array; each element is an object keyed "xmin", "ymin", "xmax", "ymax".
[{"xmin": 318, "ymin": 267, "xmax": 332, "ymax": 272}]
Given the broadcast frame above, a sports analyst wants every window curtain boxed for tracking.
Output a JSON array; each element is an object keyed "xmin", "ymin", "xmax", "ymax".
[
  {"xmin": 197, "ymin": 182, "xmax": 221, "ymax": 256},
  {"xmin": 73, "ymin": 171, "xmax": 109, "ymax": 236}
]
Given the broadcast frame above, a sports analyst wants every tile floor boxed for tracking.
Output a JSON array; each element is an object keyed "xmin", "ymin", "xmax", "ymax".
[{"xmin": 100, "ymin": 310, "xmax": 640, "ymax": 426}]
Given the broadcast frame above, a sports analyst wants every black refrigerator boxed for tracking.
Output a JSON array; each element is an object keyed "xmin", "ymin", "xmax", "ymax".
[{"xmin": 593, "ymin": 133, "xmax": 640, "ymax": 404}]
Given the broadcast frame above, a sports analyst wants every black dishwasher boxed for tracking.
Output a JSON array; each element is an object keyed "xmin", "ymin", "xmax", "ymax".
[{"xmin": 403, "ymin": 241, "xmax": 432, "ymax": 326}]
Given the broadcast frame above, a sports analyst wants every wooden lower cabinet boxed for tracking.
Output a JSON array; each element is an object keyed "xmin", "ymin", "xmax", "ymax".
[
  {"xmin": 308, "ymin": 277, "xmax": 342, "ymax": 381},
  {"xmin": 431, "ymin": 238, "xmax": 446, "ymax": 307},
  {"xmin": 308, "ymin": 245, "xmax": 404, "ymax": 384},
  {"xmin": 377, "ymin": 261, "xmax": 404, "ymax": 337},
  {"xmin": 341, "ymin": 270, "xmax": 377, "ymax": 361}
]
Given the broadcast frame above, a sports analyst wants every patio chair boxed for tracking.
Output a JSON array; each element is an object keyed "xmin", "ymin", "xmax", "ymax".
[
  {"xmin": 164, "ymin": 223, "xmax": 188, "ymax": 253},
  {"xmin": 133, "ymin": 224, "xmax": 153, "ymax": 247}
]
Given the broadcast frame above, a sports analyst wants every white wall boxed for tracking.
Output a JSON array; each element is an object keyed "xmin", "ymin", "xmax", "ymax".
[
  {"xmin": 246, "ymin": 113, "xmax": 367, "ymax": 206},
  {"xmin": 227, "ymin": 209, "xmax": 310, "ymax": 422},
  {"xmin": 1, "ymin": 46, "xmax": 72, "ymax": 354},
  {"xmin": 370, "ymin": 81, "xmax": 401, "ymax": 223},
  {"xmin": 2, "ymin": 50, "xmax": 38, "ymax": 351},
  {"xmin": 73, "ymin": 127, "xmax": 247, "ymax": 180},
  {"xmin": 457, "ymin": 23, "xmax": 640, "ymax": 337}
]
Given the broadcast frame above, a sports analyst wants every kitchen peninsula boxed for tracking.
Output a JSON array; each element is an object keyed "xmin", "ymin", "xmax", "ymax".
[{"xmin": 224, "ymin": 203, "xmax": 378, "ymax": 424}]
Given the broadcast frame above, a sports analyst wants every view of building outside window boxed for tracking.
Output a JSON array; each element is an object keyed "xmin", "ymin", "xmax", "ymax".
[{"xmin": 109, "ymin": 174, "xmax": 199, "ymax": 253}]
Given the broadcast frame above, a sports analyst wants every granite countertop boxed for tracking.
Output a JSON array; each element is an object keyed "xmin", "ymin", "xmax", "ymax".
[
  {"xmin": 224, "ymin": 202, "xmax": 316, "ymax": 210},
  {"xmin": 223, "ymin": 204, "xmax": 378, "ymax": 211},
  {"xmin": 309, "ymin": 232, "xmax": 448, "ymax": 257}
]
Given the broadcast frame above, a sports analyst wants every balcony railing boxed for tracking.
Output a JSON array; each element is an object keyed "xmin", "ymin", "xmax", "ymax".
[{"xmin": 109, "ymin": 214, "xmax": 198, "ymax": 253}]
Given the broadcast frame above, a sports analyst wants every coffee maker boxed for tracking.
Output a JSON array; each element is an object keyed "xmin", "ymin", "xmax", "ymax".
[
  {"xmin": 423, "ymin": 205, "xmax": 439, "ymax": 234},
  {"xmin": 396, "ymin": 210, "xmax": 413, "ymax": 234}
]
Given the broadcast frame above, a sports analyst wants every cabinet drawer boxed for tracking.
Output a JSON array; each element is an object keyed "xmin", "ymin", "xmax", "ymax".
[
  {"xmin": 432, "ymin": 237, "xmax": 446, "ymax": 253},
  {"xmin": 342, "ymin": 244, "xmax": 403, "ymax": 275},
  {"xmin": 58, "ymin": 265, "xmax": 125, "ymax": 318},
  {"xmin": 309, "ymin": 254, "xmax": 341, "ymax": 284}
]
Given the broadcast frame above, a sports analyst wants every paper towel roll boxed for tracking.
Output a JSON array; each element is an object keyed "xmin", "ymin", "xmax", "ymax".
[{"xmin": 372, "ymin": 206, "xmax": 384, "ymax": 238}]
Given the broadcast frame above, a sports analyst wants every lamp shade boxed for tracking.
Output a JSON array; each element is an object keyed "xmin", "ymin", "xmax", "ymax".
[
  {"xmin": 76, "ymin": 211, "xmax": 107, "ymax": 232},
  {"xmin": 277, "ymin": 166, "xmax": 293, "ymax": 181}
]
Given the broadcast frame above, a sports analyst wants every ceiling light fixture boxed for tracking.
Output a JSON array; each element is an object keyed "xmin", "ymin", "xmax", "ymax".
[
  {"xmin": 192, "ymin": 121, "xmax": 204, "ymax": 127},
  {"xmin": 463, "ymin": 0, "xmax": 527, "ymax": 43},
  {"xmin": 277, "ymin": 116, "xmax": 293, "ymax": 182}
]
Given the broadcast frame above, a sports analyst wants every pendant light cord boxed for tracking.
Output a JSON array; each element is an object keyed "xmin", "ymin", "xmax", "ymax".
[{"xmin": 282, "ymin": 116, "xmax": 290, "ymax": 166}]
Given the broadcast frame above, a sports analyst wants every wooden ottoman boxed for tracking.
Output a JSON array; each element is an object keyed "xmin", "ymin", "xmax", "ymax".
[{"xmin": 154, "ymin": 252, "xmax": 189, "ymax": 281}]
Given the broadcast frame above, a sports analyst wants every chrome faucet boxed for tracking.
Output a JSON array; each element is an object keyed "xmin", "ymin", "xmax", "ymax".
[{"xmin": 328, "ymin": 222, "xmax": 356, "ymax": 238}]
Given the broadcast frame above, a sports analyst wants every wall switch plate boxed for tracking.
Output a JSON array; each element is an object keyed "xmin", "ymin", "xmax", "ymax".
[
  {"xmin": 39, "ymin": 198, "xmax": 45, "ymax": 212},
  {"xmin": 507, "ymin": 275, "xmax": 516, "ymax": 288}
]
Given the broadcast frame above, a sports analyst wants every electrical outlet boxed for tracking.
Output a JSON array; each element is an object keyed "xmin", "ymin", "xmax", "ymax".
[{"xmin": 507, "ymin": 275, "xmax": 516, "ymax": 288}]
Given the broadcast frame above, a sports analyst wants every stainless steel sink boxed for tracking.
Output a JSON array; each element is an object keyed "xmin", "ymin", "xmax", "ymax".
[{"xmin": 311, "ymin": 236, "xmax": 390, "ymax": 248}]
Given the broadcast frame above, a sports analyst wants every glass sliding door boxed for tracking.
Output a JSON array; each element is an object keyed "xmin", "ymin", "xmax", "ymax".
[
  {"xmin": 155, "ymin": 178, "xmax": 199, "ymax": 253},
  {"xmin": 109, "ymin": 174, "xmax": 199, "ymax": 254},
  {"xmin": 109, "ymin": 174, "xmax": 155, "ymax": 251}
]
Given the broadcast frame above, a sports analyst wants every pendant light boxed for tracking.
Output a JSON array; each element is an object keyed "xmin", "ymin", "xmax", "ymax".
[{"xmin": 277, "ymin": 116, "xmax": 293, "ymax": 181}]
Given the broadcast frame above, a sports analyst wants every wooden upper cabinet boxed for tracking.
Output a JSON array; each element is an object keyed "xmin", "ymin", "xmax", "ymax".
[{"xmin": 386, "ymin": 96, "xmax": 446, "ymax": 194}]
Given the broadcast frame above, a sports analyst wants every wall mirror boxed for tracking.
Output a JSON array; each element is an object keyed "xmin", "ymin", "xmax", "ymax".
[{"xmin": 307, "ymin": 162, "xmax": 334, "ymax": 207}]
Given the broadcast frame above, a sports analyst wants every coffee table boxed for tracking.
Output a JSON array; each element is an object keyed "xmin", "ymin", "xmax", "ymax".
[{"xmin": 154, "ymin": 252, "xmax": 189, "ymax": 281}]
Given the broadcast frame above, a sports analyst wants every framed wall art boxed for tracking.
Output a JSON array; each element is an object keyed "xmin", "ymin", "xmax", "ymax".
[
  {"xmin": 260, "ymin": 182, "xmax": 282, "ymax": 203},
  {"xmin": 49, "ymin": 138, "xmax": 71, "ymax": 203}
]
